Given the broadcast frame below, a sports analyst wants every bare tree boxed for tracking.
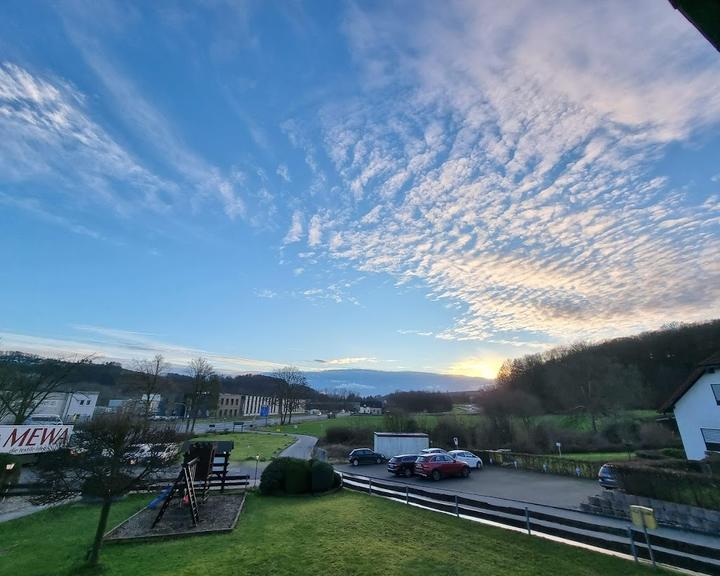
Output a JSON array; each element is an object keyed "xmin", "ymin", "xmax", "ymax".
[
  {"xmin": 33, "ymin": 413, "xmax": 180, "ymax": 566},
  {"xmin": 0, "ymin": 353, "xmax": 92, "ymax": 424},
  {"xmin": 186, "ymin": 357, "xmax": 215, "ymax": 433},
  {"xmin": 131, "ymin": 354, "xmax": 169, "ymax": 418},
  {"xmin": 272, "ymin": 366, "xmax": 306, "ymax": 425}
]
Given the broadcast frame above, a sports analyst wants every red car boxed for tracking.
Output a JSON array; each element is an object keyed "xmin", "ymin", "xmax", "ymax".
[{"xmin": 414, "ymin": 453, "xmax": 470, "ymax": 481}]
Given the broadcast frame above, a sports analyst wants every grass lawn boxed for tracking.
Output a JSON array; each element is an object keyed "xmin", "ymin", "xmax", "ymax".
[
  {"xmin": 0, "ymin": 490, "xmax": 659, "ymax": 576},
  {"xmin": 193, "ymin": 432, "xmax": 294, "ymax": 462},
  {"xmin": 560, "ymin": 451, "xmax": 636, "ymax": 462},
  {"xmin": 260, "ymin": 415, "xmax": 387, "ymax": 437}
]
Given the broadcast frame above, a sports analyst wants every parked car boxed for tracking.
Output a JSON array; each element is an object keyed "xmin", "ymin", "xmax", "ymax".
[
  {"xmin": 448, "ymin": 450, "xmax": 483, "ymax": 469},
  {"xmin": 598, "ymin": 464, "xmax": 620, "ymax": 489},
  {"xmin": 420, "ymin": 448, "xmax": 448, "ymax": 455},
  {"xmin": 387, "ymin": 454, "xmax": 420, "ymax": 477},
  {"xmin": 348, "ymin": 448, "xmax": 384, "ymax": 466},
  {"xmin": 23, "ymin": 414, "xmax": 64, "ymax": 426},
  {"xmin": 415, "ymin": 453, "xmax": 470, "ymax": 481}
]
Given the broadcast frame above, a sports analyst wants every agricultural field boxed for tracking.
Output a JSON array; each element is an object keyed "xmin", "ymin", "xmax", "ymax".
[
  {"xmin": 0, "ymin": 490, "xmax": 657, "ymax": 576},
  {"xmin": 194, "ymin": 432, "xmax": 294, "ymax": 462}
]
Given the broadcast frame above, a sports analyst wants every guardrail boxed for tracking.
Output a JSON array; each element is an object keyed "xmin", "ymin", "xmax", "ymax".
[{"xmin": 340, "ymin": 472, "xmax": 720, "ymax": 575}]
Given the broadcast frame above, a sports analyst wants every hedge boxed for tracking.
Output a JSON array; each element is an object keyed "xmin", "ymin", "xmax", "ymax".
[
  {"xmin": 474, "ymin": 450, "xmax": 603, "ymax": 480},
  {"xmin": 260, "ymin": 457, "xmax": 337, "ymax": 496},
  {"xmin": 613, "ymin": 463, "xmax": 720, "ymax": 510}
]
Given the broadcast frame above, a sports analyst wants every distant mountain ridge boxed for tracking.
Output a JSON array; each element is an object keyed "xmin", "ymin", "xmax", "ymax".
[{"xmin": 301, "ymin": 368, "xmax": 493, "ymax": 395}]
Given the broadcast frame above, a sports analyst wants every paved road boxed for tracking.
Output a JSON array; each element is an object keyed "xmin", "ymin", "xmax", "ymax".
[
  {"xmin": 279, "ymin": 434, "xmax": 317, "ymax": 460},
  {"xmin": 334, "ymin": 463, "xmax": 601, "ymax": 510}
]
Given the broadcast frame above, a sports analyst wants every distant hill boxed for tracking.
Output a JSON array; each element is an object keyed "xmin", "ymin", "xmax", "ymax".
[{"xmin": 301, "ymin": 369, "xmax": 493, "ymax": 396}]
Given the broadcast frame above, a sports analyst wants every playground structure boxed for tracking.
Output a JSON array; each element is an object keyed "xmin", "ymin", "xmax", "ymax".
[{"xmin": 150, "ymin": 440, "xmax": 235, "ymax": 529}]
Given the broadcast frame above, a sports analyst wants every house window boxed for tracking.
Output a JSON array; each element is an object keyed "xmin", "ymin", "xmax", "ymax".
[
  {"xmin": 701, "ymin": 428, "xmax": 720, "ymax": 452},
  {"xmin": 712, "ymin": 384, "xmax": 720, "ymax": 405}
]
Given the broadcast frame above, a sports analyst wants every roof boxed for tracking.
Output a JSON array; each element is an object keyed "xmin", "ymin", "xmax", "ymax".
[
  {"xmin": 659, "ymin": 351, "xmax": 720, "ymax": 412},
  {"xmin": 670, "ymin": 0, "xmax": 720, "ymax": 52}
]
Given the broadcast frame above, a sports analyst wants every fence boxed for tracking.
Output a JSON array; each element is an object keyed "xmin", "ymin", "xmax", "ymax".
[
  {"xmin": 340, "ymin": 472, "xmax": 720, "ymax": 575},
  {"xmin": 4, "ymin": 475, "xmax": 250, "ymax": 499},
  {"xmin": 474, "ymin": 450, "xmax": 603, "ymax": 480}
]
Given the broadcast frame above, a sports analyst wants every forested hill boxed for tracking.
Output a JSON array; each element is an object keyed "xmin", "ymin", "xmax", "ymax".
[{"xmin": 496, "ymin": 319, "xmax": 720, "ymax": 412}]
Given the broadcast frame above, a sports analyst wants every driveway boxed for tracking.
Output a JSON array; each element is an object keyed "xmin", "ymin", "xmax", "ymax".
[{"xmin": 334, "ymin": 463, "xmax": 601, "ymax": 510}]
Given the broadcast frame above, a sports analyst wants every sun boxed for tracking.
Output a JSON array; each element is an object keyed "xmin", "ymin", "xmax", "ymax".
[{"xmin": 448, "ymin": 357, "xmax": 503, "ymax": 380}]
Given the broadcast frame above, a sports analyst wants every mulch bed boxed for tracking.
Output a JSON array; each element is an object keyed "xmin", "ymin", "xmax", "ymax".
[{"xmin": 105, "ymin": 493, "xmax": 246, "ymax": 543}]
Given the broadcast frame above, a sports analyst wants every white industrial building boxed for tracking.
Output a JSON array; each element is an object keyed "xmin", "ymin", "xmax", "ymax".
[
  {"xmin": 31, "ymin": 390, "xmax": 99, "ymax": 423},
  {"xmin": 215, "ymin": 393, "xmax": 306, "ymax": 419},
  {"xmin": 661, "ymin": 352, "xmax": 720, "ymax": 460},
  {"xmin": 358, "ymin": 405, "xmax": 382, "ymax": 415}
]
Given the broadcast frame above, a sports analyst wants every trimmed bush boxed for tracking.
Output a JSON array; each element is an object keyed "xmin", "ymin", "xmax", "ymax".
[
  {"xmin": 325, "ymin": 426, "xmax": 373, "ymax": 446},
  {"xmin": 310, "ymin": 460, "xmax": 335, "ymax": 493},
  {"xmin": 614, "ymin": 462, "xmax": 720, "ymax": 510},
  {"xmin": 259, "ymin": 457, "xmax": 311, "ymax": 496}
]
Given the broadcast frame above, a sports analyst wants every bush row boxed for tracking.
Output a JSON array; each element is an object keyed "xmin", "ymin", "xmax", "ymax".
[
  {"xmin": 473, "ymin": 450, "xmax": 603, "ymax": 480},
  {"xmin": 259, "ymin": 457, "xmax": 339, "ymax": 496},
  {"xmin": 613, "ymin": 462, "xmax": 720, "ymax": 510}
]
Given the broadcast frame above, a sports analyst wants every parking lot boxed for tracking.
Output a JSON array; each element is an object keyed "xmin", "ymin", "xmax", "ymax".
[{"xmin": 334, "ymin": 463, "xmax": 601, "ymax": 510}]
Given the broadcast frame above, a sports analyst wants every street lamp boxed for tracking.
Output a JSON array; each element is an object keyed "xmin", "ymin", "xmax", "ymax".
[{"xmin": 254, "ymin": 454, "xmax": 260, "ymax": 487}]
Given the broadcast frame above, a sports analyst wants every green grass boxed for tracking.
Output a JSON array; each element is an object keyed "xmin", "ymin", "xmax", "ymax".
[
  {"xmin": 193, "ymin": 432, "xmax": 294, "ymax": 462},
  {"xmin": 559, "ymin": 451, "xmax": 636, "ymax": 462},
  {"xmin": 0, "ymin": 491, "xmax": 659, "ymax": 576},
  {"xmin": 260, "ymin": 415, "xmax": 387, "ymax": 437}
]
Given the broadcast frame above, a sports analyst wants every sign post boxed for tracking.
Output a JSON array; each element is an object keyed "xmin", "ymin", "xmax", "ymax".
[
  {"xmin": 452, "ymin": 436, "xmax": 459, "ymax": 448},
  {"xmin": 630, "ymin": 505, "xmax": 657, "ymax": 568},
  {"xmin": 555, "ymin": 442, "xmax": 562, "ymax": 457},
  {"xmin": 260, "ymin": 405, "xmax": 270, "ymax": 426},
  {"xmin": 0, "ymin": 425, "xmax": 73, "ymax": 455}
]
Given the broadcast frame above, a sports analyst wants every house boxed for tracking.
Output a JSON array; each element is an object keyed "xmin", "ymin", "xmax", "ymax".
[{"xmin": 660, "ymin": 352, "xmax": 720, "ymax": 460}]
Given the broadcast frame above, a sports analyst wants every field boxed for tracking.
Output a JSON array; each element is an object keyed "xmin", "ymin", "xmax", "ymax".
[
  {"xmin": 0, "ymin": 490, "xmax": 657, "ymax": 576},
  {"xmin": 194, "ymin": 432, "xmax": 294, "ymax": 462},
  {"xmin": 262, "ymin": 410, "xmax": 659, "ymax": 440}
]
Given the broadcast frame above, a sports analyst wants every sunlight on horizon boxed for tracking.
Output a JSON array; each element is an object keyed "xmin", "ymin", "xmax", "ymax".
[{"xmin": 448, "ymin": 357, "xmax": 504, "ymax": 380}]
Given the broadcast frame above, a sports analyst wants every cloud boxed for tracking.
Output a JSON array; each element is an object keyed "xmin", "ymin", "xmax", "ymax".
[
  {"xmin": 302, "ymin": 1, "xmax": 720, "ymax": 345},
  {"xmin": 0, "ymin": 326, "xmax": 290, "ymax": 375},
  {"xmin": 284, "ymin": 210, "xmax": 304, "ymax": 243},
  {"xmin": 0, "ymin": 62, "xmax": 175, "ymax": 218},
  {"xmin": 308, "ymin": 213, "xmax": 322, "ymax": 246},
  {"xmin": 255, "ymin": 289, "xmax": 277, "ymax": 299},
  {"xmin": 276, "ymin": 164, "xmax": 291, "ymax": 182},
  {"xmin": 314, "ymin": 357, "xmax": 377, "ymax": 365}
]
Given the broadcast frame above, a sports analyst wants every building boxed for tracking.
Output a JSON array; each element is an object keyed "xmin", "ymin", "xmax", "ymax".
[
  {"xmin": 214, "ymin": 393, "xmax": 307, "ymax": 419},
  {"xmin": 660, "ymin": 352, "xmax": 720, "ymax": 460},
  {"xmin": 358, "ymin": 405, "xmax": 382, "ymax": 415},
  {"xmin": 31, "ymin": 391, "xmax": 99, "ymax": 423}
]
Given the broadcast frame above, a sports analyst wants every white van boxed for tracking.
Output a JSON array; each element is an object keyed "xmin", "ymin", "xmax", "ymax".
[{"xmin": 23, "ymin": 414, "xmax": 64, "ymax": 426}]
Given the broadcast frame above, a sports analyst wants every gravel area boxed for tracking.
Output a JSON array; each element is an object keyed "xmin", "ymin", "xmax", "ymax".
[{"xmin": 105, "ymin": 493, "xmax": 245, "ymax": 541}]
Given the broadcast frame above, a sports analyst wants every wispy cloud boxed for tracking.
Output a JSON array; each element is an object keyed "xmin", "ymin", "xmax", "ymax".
[
  {"xmin": 295, "ymin": 1, "xmax": 720, "ymax": 344},
  {"xmin": 284, "ymin": 210, "xmax": 304, "ymax": 244},
  {"xmin": 276, "ymin": 164, "xmax": 291, "ymax": 182},
  {"xmin": 0, "ymin": 326, "xmax": 290, "ymax": 374},
  {"xmin": 314, "ymin": 357, "xmax": 377, "ymax": 365}
]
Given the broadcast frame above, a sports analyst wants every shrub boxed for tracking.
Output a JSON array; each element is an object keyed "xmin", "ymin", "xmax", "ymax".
[
  {"xmin": 637, "ymin": 422, "xmax": 679, "ymax": 449},
  {"xmin": 259, "ymin": 457, "xmax": 311, "ymax": 496},
  {"xmin": 601, "ymin": 418, "xmax": 639, "ymax": 445},
  {"xmin": 310, "ymin": 460, "xmax": 336, "ymax": 493},
  {"xmin": 614, "ymin": 462, "xmax": 720, "ymax": 510},
  {"xmin": 324, "ymin": 426, "xmax": 373, "ymax": 446}
]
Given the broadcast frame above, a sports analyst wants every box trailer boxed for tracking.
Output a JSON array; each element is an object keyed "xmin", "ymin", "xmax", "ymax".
[{"xmin": 373, "ymin": 432, "xmax": 429, "ymax": 458}]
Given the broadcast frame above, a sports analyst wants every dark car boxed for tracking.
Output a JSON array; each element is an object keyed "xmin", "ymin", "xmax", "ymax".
[
  {"xmin": 414, "ymin": 453, "xmax": 470, "ymax": 481},
  {"xmin": 348, "ymin": 448, "xmax": 384, "ymax": 466},
  {"xmin": 598, "ymin": 464, "xmax": 620, "ymax": 489},
  {"xmin": 387, "ymin": 454, "xmax": 420, "ymax": 477}
]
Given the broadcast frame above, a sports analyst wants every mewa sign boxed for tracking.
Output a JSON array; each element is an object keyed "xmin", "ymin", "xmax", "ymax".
[{"xmin": 0, "ymin": 425, "xmax": 73, "ymax": 455}]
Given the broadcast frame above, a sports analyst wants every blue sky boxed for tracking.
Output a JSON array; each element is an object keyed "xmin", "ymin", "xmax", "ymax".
[{"xmin": 1, "ymin": 1, "xmax": 719, "ymax": 379}]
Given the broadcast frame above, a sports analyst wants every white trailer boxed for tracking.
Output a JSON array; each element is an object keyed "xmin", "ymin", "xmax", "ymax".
[{"xmin": 373, "ymin": 432, "xmax": 429, "ymax": 458}]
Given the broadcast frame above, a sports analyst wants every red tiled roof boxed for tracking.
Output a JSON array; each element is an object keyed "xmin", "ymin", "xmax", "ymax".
[{"xmin": 659, "ymin": 351, "xmax": 720, "ymax": 412}]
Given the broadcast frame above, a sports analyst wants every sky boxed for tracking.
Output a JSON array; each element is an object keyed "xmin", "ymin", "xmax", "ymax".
[{"xmin": 1, "ymin": 1, "xmax": 719, "ymax": 380}]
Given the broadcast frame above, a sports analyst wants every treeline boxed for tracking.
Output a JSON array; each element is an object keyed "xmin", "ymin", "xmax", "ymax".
[{"xmin": 493, "ymin": 319, "xmax": 720, "ymax": 421}]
